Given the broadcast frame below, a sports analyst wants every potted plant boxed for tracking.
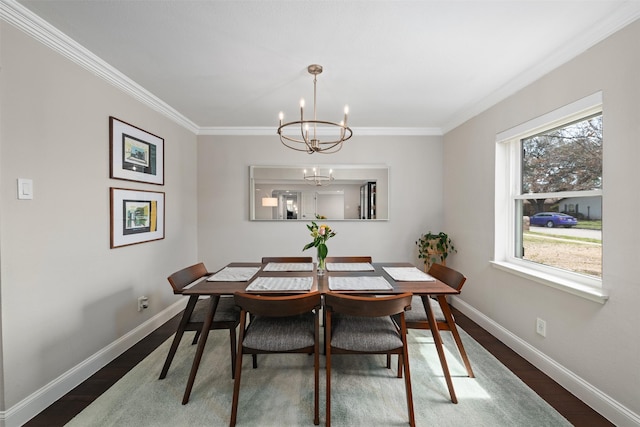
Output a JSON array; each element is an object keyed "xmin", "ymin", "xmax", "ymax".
[{"xmin": 416, "ymin": 231, "xmax": 456, "ymax": 272}]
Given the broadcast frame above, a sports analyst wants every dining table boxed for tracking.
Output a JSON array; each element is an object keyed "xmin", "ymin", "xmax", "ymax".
[{"xmin": 178, "ymin": 261, "xmax": 460, "ymax": 404}]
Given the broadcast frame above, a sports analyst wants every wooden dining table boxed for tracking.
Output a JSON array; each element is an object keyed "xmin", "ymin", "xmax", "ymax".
[{"xmin": 179, "ymin": 261, "xmax": 461, "ymax": 404}]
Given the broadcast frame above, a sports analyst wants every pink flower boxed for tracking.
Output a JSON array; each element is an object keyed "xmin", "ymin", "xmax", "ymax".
[{"xmin": 319, "ymin": 226, "xmax": 326, "ymax": 236}]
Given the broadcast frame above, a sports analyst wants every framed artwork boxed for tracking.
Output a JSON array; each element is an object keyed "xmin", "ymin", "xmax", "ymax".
[
  {"xmin": 109, "ymin": 116, "xmax": 164, "ymax": 185},
  {"xmin": 110, "ymin": 187, "xmax": 165, "ymax": 248}
]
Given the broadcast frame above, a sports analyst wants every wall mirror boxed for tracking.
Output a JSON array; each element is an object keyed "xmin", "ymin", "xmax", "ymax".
[{"xmin": 250, "ymin": 165, "xmax": 389, "ymax": 221}]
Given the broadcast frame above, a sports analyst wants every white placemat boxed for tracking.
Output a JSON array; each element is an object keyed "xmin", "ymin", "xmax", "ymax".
[
  {"xmin": 206, "ymin": 267, "xmax": 260, "ymax": 282},
  {"xmin": 326, "ymin": 262, "xmax": 375, "ymax": 271},
  {"xmin": 263, "ymin": 263, "xmax": 314, "ymax": 272},
  {"xmin": 245, "ymin": 276, "xmax": 314, "ymax": 292},
  {"xmin": 382, "ymin": 266, "xmax": 436, "ymax": 281},
  {"xmin": 328, "ymin": 276, "xmax": 393, "ymax": 291}
]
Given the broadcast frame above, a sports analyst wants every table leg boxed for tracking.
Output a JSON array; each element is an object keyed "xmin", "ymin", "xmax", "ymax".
[
  {"xmin": 422, "ymin": 295, "xmax": 457, "ymax": 404},
  {"xmin": 182, "ymin": 295, "xmax": 220, "ymax": 405},
  {"xmin": 159, "ymin": 295, "xmax": 199, "ymax": 379},
  {"xmin": 437, "ymin": 295, "xmax": 474, "ymax": 378}
]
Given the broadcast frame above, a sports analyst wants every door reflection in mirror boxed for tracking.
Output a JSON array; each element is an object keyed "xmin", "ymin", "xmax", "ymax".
[{"xmin": 250, "ymin": 165, "xmax": 388, "ymax": 221}]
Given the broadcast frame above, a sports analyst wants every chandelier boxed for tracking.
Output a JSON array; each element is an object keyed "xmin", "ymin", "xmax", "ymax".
[
  {"xmin": 278, "ymin": 64, "xmax": 353, "ymax": 154},
  {"xmin": 303, "ymin": 168, "xmax": 334, "ymax": 186}
]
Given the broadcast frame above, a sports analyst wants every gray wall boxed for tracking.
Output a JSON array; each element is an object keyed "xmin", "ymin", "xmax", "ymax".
[
  {"xmin": 0, "ymin": 22, "xmax": 198, "ymax": 413},
  {"xmin": 197, "ymin": 135, "xmax": 443, "ymax": 270},
  {"xmin": 443, "ymin": 18, "xmax": 640, "ymax": 423},
  {"xmin": 2, "ymin": 7, "xmax": 640, "ymax": 427}
]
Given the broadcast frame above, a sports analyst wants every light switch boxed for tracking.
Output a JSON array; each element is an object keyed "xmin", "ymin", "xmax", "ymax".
[{"xmin": 17, "ymin": 178, "xmax": 33, "ymax": 200}]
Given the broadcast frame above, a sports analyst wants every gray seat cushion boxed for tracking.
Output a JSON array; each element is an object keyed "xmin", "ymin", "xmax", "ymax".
[
  {"xmin": 242, "ymin": 312, "xmax": 316, "ymax": 351},
  {"xmin": 403, "ymin": 295, "xmax": 446, "ymax": 323},
  {"xmin": 330, "ymin": 314, "xmax": 402, "ymax": 352},
  {"xmin": 191, "ymin": 296, "xmax": 240, "ymax": 323}
]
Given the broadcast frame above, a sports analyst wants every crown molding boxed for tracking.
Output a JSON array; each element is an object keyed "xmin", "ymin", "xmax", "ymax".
[
  {"xmin": 441, "ymin": 4, "xmax": 640, "ymax": 134},
  {"xmin": 0, "ymin": 0, "xmax": 200, "ymax": 134},
  {"xmin": 197, "ymin": 126, "xmax": 442, "ymax": 136}
]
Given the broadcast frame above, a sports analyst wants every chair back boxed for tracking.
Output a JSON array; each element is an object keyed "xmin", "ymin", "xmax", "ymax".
[
  {"xmin": 167, "ymin": 262, "xmax": 208, "ymax": 294},
  {"xmin": 428, "ymin": 263, "xmax": 466, "ymax": 291},
  {"xmin": 234, "ymin": 292, "xmax": 322, "ymax": 317},
  {"xmin": 324, "ymin": 256, "xmax": 372, "ymax": 263},
  {"xmin": 261, "ymin": 256, "xmax": 313, "ymax": 264},
  {"xmin": 324, "ymin": 292, "xmax": 412, "ymax": 317}
]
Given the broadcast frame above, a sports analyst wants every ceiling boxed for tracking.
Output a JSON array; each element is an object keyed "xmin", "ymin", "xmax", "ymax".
[{"xmin": 11, "ymin": 1, "xmax": 640, "ymax": 134}]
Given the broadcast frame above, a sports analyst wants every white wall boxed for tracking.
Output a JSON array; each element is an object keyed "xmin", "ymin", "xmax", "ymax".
[
  {"xmin": 197, "ymin": 135, "xmax": 443, "ymax": 271},
  {"xmin": 443, "ymin": 19, "xmax": 640, "ymax": 424},
  {"xmin": 0, "ymin": 22, "xmax": 198, "ymax": 416}
]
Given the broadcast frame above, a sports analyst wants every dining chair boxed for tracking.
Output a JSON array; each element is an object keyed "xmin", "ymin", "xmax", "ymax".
[
  {"xmin": 396, "ymin": 263, "xmax": 474, "ymax": 378},
  {"xmin": 230, "ymin": 292, "xmax": 322, "ymax": 426},
  {"xmin": 324, "ymin": 292, "xmax": 415, "ymax": 427},
  {"xmin": 324, "ymin": 256, "xmax": 372, "ymax": 263},
  {"xmin": 159, "ymin": 263, "xmax": 240, "ymax": 380},
  {"xmin": 261, "ymin": 256, "xmax": 313, "ymax": 263}
]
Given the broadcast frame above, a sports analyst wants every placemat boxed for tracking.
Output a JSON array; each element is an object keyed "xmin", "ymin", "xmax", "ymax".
[
  {"xmin": 382, "ymin": 266, "xmax": 435, "ymax": 281},
  {"xmin": 206, "ymin": 267, "xmax": 260, "ymax": 282},
  {"xmin": 263, "ymin": 263, "xmax": 314, "ymax": 272},
  {"xmin": 328, "ymin": 276, "xmax": 393, "ymax": 291},
  {"xmin": 326, "ymin": 262, "xmax": 375, "ymax": 271},
  {"xmin": 245, "ymin": 276, "xmax": 314, "ymax": 292}
]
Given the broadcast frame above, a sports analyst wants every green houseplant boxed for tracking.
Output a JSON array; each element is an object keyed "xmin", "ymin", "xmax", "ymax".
[{"xmin": 416, "ymin": 231, "xmax": 456, "ymax": 272}]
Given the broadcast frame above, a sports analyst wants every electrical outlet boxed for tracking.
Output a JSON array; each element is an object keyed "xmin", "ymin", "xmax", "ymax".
[
  {"xmin": 536, "ymin": 317, "xmax": 546, "ymax": 337},
  {"xmin": 137, "ymin": 296, "xmax": 149, "ymax": 312}
]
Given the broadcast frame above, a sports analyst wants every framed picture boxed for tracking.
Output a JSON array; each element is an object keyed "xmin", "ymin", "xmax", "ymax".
[
  {"xmin": 109, "ymin": 116, "xmax": 164, "ymax": 185},
  {"xmin": 110, "ymin": 187, "xmax": 165, "ymax": 248}
]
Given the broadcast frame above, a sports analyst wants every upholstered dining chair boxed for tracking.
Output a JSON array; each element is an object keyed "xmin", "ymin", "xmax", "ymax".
[
  {"xmin": 324, "ymin": 256, "xmax": 372, "ymax": 263},
  {"xmin": 159, "ymin": 263, "xmax": 240, "ymax": 380},
  {"xmin": 324, "ymin": 292, "xmax": 415, "ymax": 427},
  {"xmin": 398, "ymin": 263, "xmax": 474, "ymax": 378},
  {"xmin": 261, "ymin": 256, "xmax": 313, "ymax": 263},
  {"xmin": 230, "ymin": 292, "xmax": 322, "ymax": 426}
]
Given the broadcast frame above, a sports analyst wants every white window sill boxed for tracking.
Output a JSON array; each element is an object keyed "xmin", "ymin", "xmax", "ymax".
[{"xmin": 490, "ymin": 261, "xmax": 609, "ymax": 304}]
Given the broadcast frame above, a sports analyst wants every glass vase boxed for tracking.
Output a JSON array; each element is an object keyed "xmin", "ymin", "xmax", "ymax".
[{"xmin": 317, "ymin": 251, "xmax": 326, "ymax": 275}]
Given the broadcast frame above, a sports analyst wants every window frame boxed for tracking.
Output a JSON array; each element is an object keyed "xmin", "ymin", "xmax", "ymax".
[{"xmin": 493, "ymin": 92, "xmax": 608, "ymax": 303}]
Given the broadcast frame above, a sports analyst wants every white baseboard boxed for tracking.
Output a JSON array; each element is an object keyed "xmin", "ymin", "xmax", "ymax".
[
  {"xmin": 0, "ymin": 300, "xmax": 186, "ymax": 427},
  {"xmin": 451, "ymin": 296, "xmax": 640, "ymax": 427}
]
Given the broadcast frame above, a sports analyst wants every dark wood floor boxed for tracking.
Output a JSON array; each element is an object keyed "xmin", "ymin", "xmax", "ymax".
[{"xmin": 25, "ymin": 306, "xmax": 613, "ymax": 426}]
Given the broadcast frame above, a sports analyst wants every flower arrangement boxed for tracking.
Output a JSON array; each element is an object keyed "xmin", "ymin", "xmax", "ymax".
[{"xmin": 303, "ymin": 220, "xmax": 336, "ymax": 272}]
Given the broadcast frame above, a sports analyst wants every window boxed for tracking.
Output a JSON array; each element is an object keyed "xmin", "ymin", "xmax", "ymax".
[{"xmin": 494, "ymin": 93, "xmax": 605, "ymax": 302}]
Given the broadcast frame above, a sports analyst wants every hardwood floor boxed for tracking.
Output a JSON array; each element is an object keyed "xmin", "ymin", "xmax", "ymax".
[{"xmin": 24, "ymin": 306, "xmax": 613, "ymax": 426}]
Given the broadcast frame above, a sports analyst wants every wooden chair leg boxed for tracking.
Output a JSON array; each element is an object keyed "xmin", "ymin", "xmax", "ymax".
[
  {"xmin": 229, "ymin": 346, "xmax": 244, "ymax": 427},
  {"xmin": 313, "ymin": 338, "xmax": 320, "ymax": 425},
  {"xmin": 402, "ymin": 352, "xmax": 416, "ymax": 427},
  {"xmin": 191, "ymin": 330, "xmax": 200, "ymax": 345},
  {"xmin": 229, "ymin": 327, "xmax": 237, "ymax": 379},
  {"xmin": 325, "ymin": 316, "xmax": 332, "ymax": 427}
]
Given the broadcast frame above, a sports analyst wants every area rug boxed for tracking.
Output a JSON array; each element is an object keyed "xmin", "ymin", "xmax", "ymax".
[{"xmin": 65, "ymin": 327, "xmax": 570, "ymax": 426}]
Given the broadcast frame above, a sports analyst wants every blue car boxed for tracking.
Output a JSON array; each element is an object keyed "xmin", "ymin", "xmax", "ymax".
[{"xmin": 529, "ymin": 212, "xmax": 578, "ymax": 228}]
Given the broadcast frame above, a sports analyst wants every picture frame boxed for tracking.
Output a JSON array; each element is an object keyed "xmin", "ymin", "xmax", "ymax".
[
  {"xmin": 110, "ymin": 187, "xmax": 165, "ymax": 248},
  {"xmin": 109, "ymin": 116, "xmax": 164, "ymax": 185}
]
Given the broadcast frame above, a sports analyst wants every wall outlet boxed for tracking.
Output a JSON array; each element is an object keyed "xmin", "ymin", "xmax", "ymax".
[
  {"xmin": 536, "ymin": 317, "xmax": 546, "ymax": 337},
  {"xmin": 137, "ymin": 296, "xmax": 149, "ymax": 312}
]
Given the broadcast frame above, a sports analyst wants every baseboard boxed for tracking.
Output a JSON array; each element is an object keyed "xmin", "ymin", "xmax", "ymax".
[
  {"xmin": 0, "ymin": 300, "xmax": 186, "ymax": 427},
  {"xmin": 451, "ymin": 296, "xmax": 640, "ymax": 427}
]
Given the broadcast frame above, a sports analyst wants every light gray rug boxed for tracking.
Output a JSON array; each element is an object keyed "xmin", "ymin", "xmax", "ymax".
[{"xmin": 65, "ymin": 327, "xmax": 571, "ymax": 426}]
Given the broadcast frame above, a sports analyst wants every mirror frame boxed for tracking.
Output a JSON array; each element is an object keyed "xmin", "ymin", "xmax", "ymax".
[{"xmin": 250, "ymin": 164, "xmax": 389, "ymax": 221}]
